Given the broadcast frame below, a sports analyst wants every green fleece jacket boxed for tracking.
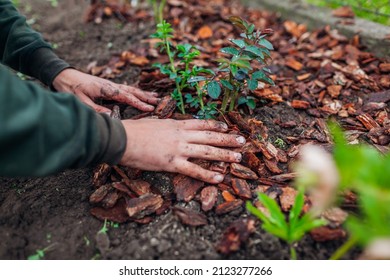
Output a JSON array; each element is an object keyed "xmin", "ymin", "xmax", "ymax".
[{"xmin": 0, "ymin": 0, "xmax": 126, "ymax": 177}]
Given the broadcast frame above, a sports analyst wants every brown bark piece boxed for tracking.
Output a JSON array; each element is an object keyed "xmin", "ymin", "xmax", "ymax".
[
  {"xmin": 227, "ymin": 111, "xmax": 251, "ymax": 133},
  {"xmin": 230, "ymin": 163, "xmax": 258, "ymax": 180},
  {"xmin": 92, "ymin": 164, "xmax": 111, "ymax": 187},
  {"xmin": 310, "ymin": 226, "xmax": 346, "ymax": 242},
  {"xmin": 241, "ymin": 152, "xmax": 261, "ymax": 170},
  {"xmin": 279, "ymin": 187, "xmax": 298, "ymax": 212},
  {"xmin": 264, "ymin": 158, "xmax": 283, "ymax": 174},
  {"xmin": 285, "ymin": 58, "xmax": 303, "ymax": 71},
  {"xmin": 209, "ymin": 161, "xmax": 228, "ymax": 174},
  {"xmin": 270, "ymin": 173, "xmax": 297, "ymax": 182},
  {"xmin": 90, "ymin": 184, "xmax": 111, "ymax": 204},
  {"xmin": 216, "ymin": 219, "xmax": 256, "ymax": 254},
  {"xmin": 124, "ymin": 179, "xmax": 151, "ymax": 196},
  {"xmin": 291, "ymin": 100, "xmax": 310, "ymax": 109},
  {"xmin": 357, "ymin": 113, "xmax": 380, "ymax": 130},
  {"xmin": 173, "ymin": 174, "xmax": 204, "ymax": 202},
  {"xmin": 222, "ymin": 190, "xmax": 236, "ymax": 202},
  {"xmin": 90, "ymin": 199, "xmax": 129, "ymax": 223},
  {"xmin": 111, "ymin": 181, "xmax": 135, "ymax": 198},
  {"xmin": 215, "ymin": 200, "xmax": 243, "ymax": 215},
  {"xmin": 379, "ymin": 63, "xmax": 390, "ymax": 73},
  {"xmin": 200, "ymin": 186, "xmax": 218, "ymax": 212},
  {"xmin": 173, "ymin": 206, "xmax": 208, "ymax": 226},
  {"xmin": 327, "ymin": 85, "xmax": 342, "ymax": 98},
  {"xmin": 322, "ymin": 207, "xmax": 348, "ymax": 226},
  {"xmin": 231, "ymin": 178, "xmax": 252, "ymax": 199},
  {"xmin": 125, "ymin": 193, "xmax": 163, "ymax": 219},
  {"xmin": 154, "ymin": 95, "xmax": 176, "ymax": 119},
  {"xmin": 332, "ymin": 6, "xmax": 355, "ymax": 18}
]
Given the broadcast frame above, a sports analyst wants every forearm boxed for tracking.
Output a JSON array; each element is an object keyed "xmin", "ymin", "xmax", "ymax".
[
  {"xmin": 0, "ymin": 65, "xmax": 126, "ymax": 177},
  {"xmin": 0, "ymin": 0, "xmax": 70, "ymax": 86}
]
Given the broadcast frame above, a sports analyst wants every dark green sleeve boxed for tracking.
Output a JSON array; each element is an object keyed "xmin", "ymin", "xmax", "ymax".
[
  {"xmin": 0, "ymin": 65, "xmax": 126, "ymax": 177},
  {"xmin": 0, "ymin": 0, "xmax": 70, "ymax": 86}
]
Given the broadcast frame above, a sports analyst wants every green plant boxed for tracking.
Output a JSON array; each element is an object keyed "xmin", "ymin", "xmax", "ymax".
[
  {"xmin": 246, "ymin": 190, "xmax": 326, "ymax": 259},
  {"xmin": 327, "ymin": 123, "xmax": 390, "ymax": 259},
  {"xmin": 98, "ymin": 219, "xmax": 109, "ymax": 235},
  {"xmin": 274, "ymin": 137, "xmax": 286, "ymax": 149},
  {"xmin": 151, "ymin": 21, "xmax": 218, "ymax": 117},
  {"xmin": 27, "ymin": 244, "xmax": 56, "ymax": 260},
  {"xmin": 216, "ymin": 16, "xmax": 275, "ymax": 112}
]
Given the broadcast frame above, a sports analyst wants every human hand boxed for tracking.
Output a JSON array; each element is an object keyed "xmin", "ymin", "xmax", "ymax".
[
  {"xmin": 119, "ymin": 119, "xmax": 246, "ymax": 183},
  {"xmin": 52, "ymin": 68, "xmax": 159, "ymax": 113}
]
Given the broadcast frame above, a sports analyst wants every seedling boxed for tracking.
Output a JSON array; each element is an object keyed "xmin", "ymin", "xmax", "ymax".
[
  {"xmin": 216, "ymin": 16, "xmax": 275, "ymax": 112},
  {"xmin": 246, "ymin": 190, "xmax": 326, "ymax": 259},
  {"xmin": 98, "ymin": 219, "xmax": 109, "ymax": 235},
  {"xmin": 27, "ymin": 243, "xmax": 56, "ymax": 260},
  {"xmin": 274, "ymin": 138, "xmax": 286, "ymax": 149}
]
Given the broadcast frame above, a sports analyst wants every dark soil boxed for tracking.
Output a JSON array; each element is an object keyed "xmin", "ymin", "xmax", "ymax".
[{"xmin": 0, "ymin": 0, "xmax": 361, "ymax": 260}]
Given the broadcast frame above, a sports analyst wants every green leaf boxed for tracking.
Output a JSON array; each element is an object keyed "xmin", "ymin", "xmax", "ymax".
[
  {"xmin": 247, "ymin": 98, "xmax": 256, "ymax": 109},
  {"xmin": 244, "ymin": 45, "xmax": 264, "ymax": 59},
  {"xmin": 230, "ymin": 39, "xmax": 246, "ymax": 48},
  {"xmin": 258, "ymin": 193, "xmax": 289, "ymax": 231},
  {"xmin": 233, "ymin": 58, "xmax": 252, "ymax": 69},
  {"xmin": 258, "ymin": 38, "xmax": 274, "ymax": 50},
  {"xmin": 187, "ymin": 76, "xmax": 207, "ymax": 83},
  {"xmin": 207, "ymin": 81, "xmax": 221, "ymax": 99},
  {"xmin": 247, "ymin": 24, "xmax": 255, "ymax": 34},
  {"xmin": 220, "ymin": 47, "xmax": 240, "ymax": 56},
  {"xmin": 220, "ymin": 79, "xmax": 234, "ymax": 90},
  {"xmin": 252, "ymin": 70, "xmax": 275, "ymax": 85},
  {"xmin": 229, "ymin": 16, "xmax": 246, "ymax": 30},
  {"xmin": 230, "ymin": 64, "xmax": 238, "ymax": 77},
  {"xmin": 248, "ymin": 78, "xmax": 258, "ymax": 91}
]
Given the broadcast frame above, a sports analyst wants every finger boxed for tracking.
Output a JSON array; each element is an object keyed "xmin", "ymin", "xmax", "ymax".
[
  {"xmin": 76, "ymin": 93, "xmax": 111, "ymax": 113},
  {"xmin": 124, "ymin": 86, "xmax": 160, "ymax": 105},
  {"xmin": 174, "ymin": 159, "xmax": 225, "ymax": 184},
  {"xmin": 185, "ymin": 131, "xmax": 246, "ymax": 147},
  {"xmin": 182, "ymin": 144, "xmax": 242, "ymax": 162},
  {"xmin": 113, "ymin": 93, "xmax": 155, "ymax": 112},
  {"xmin": 178, "ymin": 119, "xmax": 228, "ymax": 132}
]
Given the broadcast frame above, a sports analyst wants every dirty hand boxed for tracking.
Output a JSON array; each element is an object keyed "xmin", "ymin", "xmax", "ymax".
[
  {"xmin": 119, "ymin": 119, "xmax": 246, "ymax": 183},
  {"xmin": 52, "ymin": 68, "xmax": 159, "ymax": 113}
]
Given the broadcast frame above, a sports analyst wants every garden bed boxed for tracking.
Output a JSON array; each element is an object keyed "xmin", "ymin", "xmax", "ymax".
[{"xmin": 0, "ymin": 0, "xmax": 389, "ymax": 260}]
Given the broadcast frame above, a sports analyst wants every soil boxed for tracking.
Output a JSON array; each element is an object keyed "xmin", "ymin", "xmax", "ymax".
[{"xmin": 0, "ymin": 0, "xmax": 364, "ymax": 260}]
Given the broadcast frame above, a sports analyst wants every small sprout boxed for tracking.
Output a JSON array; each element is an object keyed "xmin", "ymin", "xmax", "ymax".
[
  {"xmin": 274, "ymin": 137, "xmax": 286, "ymax": 149},
  {"xmin": 109, "ymin": 221, "xmax": 119, "ymax": 228},
  {"xmin": 246, "ymin": 190, "xmax": 326, "ymax": 260},
  {"xmin": 84, "ymin": 236, "xmax": 90, "ymax": 247},
  {"xmin": 27, "ymin": 243, "xmax": 57, "ymax": 260},
  {"xmin": 98, "ymin": 219, "xmax": 109, "ymax": 235}
]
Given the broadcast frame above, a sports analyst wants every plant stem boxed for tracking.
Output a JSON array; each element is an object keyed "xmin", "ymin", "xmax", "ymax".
[
  {"xmin": 289, "ymin": 245, "xmax": 297, "ymax": 260},
  {"xmin": 196, "ymin": 85, "xmax": 204, "ymax": 111},
  {"xmin": 221, "ymin": 73, "xmax": 234, "ymax": 113},
  {"xmin": 165, "ymin": 37, "xmax": 185, "ymax": 114},
  {"xmin": 158, "ymin": 0, "xmax": 166, "ymax": 23},
  {"xmin": 229, "ymin": 89, "xmax": 238, "ymax": 112},
  {"xmin": 330, "ymin": 236, "xmax": 358, "ymax": 260}
]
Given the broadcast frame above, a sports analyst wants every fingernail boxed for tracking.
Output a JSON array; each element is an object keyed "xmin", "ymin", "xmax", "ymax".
[
  {"xmin": 236, "ymin": 153, "xmax": 242, "ymax": 162},
  {"xmin": 214, "ymin": 174, "xmax": 224, "ymax": 182},
  {"xmin": 236, "ymin": 136, "xmax": 246, "ymax": 144},
  {"xmin": 219, "ymin": 122, "xmax": 228, "ymax": 130}
]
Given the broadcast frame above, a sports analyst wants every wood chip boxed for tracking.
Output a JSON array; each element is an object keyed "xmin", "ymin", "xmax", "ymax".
[
  {"xmin": 322, "ymin": 207, "xmax": 348, "ymax": 226},
  {"xmin": 227, "ymin": 111, "xmax": 251, "ymax": 133},
  {"xmin": 222, "ymin": 190, "xmax": 236, "ymax": 202},
  {"xmin": 332, "ymin": 6, "xmax": 355, "ymax": 18},
  {"xmin": 327, "ymin": 85, "xmax": 342, "ymax": 98},
  {"xmin": 92, "ymin": 164, "xmax": 111, "ymax": 187},
  {"xmin": 241, "ymin": 152, "xmax": 261, "ymax": 171},
  {"xmin": 197, "ymin": 25, "xmax": 213, "ymax": 39},
  {"xmin": 125, "ymin": 194, "xmax": 163, "ymax": 219},
  {"xmin": 200, "ymin": 186, "xmax": 218, "ymax": 212},
  {"xmin": 231, "ymin": 178, "xmax": 252, "ymax": 199},
  {"xmin": 357, "ymin": 113, "xmax": 380, "ymax": 130},
  {"xmin": 285, "ymin": 58, "xmax": 303, "ymax": 71},
  {"xmin": 291, "ymin": 100, "xmax": 310, "ymax": 109},
  {"xmin": 310, "ymin": 226, "xmax": 346, "ymax": 242},
  {"xmin": 279, "ymin": 187, "xmax": 298, "ymax": 212},
  {"xmin": 173, "ymin": 206, "xmax": 208, "ymax": 226},
  {"xmin": 270, "ymin": 173, "xmax": 297, "ymax": 182},
  {"xmin": 230, "ymin": 163, "xmax": 258, "ymax": 180},
  {"xmin": 173, "ymin": 174, "xmax": 204, "ymax": 202},
  {"xmin": 90, "ymin": 184, "xmax": 111, "ymax": 204},
  {"xmin": 297, "ymin": 73, "xmax": 311, "ymax": 81},
  {"xmin": 379, "ymin": 63, "xmax": 390, "ymax": 73},
  {"xmin": 216, "ymin": 219, "xmax": 256, "ymax": 254},
  {"xmin": 209, "ymin": 161, "xmax": 228, "ymax": 174},
  {"xmin": 215, "ymin": 200, "xmax": 243, "ymax": 215},
  {"xmin": 90, "ymin": 199, "xmax": 129, "ymax": 223},
  {"xmin": 264, "ymin": 158, "xmax": 283, "ymax": 174},
  {"xmin": 154, "ymin": 95, "xmax": 176, "ymax": 119},
  {"xmin": 124, "ymin": 179, "xmax": 151, "ymax": 196}
]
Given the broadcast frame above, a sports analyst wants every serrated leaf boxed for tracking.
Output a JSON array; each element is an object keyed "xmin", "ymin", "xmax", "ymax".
[
  {"xmin": 258, "ymin": 38, "xmax": 274, "ymax": 50},
  {"xmin": 247, "ymin": 24, "xmax": 255, "ymax": 34},
  {"xmin": 207, "ymin": 81, "xmax": 221, "ymax": 99},
  {"xmin": 230, "ymin": 39, "xmax": 246, "ymax": 48},
  {"xmin": 220, "ymin": 47, "xmax": 240, "ymax": 56},
  {"xmin": 252, "ymin": 70, "xmax": 275, "ymax": 85},
  {"xmin": 229, "ymin": 16, "xmax": 246, "ymax": 30},
  {"xmin": 233, "ymin": 58, "xmax": 252, "ymax": 69},
  {"xmin": 220, "ymin": 79, "xmax": 234, "ymax": 90}
]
